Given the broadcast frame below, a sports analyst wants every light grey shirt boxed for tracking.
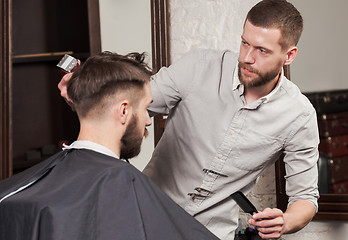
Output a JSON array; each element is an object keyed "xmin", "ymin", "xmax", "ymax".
[{"xmin": 144, "ymin": 49, "xmax": 319, "ymax": 240}]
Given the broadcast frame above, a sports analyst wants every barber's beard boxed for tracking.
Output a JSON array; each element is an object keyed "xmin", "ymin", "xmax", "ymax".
[
  {"xmin": 120, "ymin": 115, "xmax": 148, "ymax": 160},
  {"xmin": 238, "ymin": 62, "xmax": 281, "ymax": 88}
]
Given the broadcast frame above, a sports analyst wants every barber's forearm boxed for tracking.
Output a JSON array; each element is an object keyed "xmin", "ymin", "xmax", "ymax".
[{"xmin": 283, "ymin": 200, "xmax": 316, "ymax": 234}]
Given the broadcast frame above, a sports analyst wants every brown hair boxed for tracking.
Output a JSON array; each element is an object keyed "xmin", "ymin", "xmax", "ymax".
[
  {"xmin": 246, "ymin": 0, "xmax": 303, "ymax": 51},
  {"xmin": 67, "ymin": 51, "xmax": 152, "ymax": 117}
]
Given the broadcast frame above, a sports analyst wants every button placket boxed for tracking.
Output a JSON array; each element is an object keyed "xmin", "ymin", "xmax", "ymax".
[{"xmin": 189, "ymin": 110, "xmax": 247, "ymax": 208}]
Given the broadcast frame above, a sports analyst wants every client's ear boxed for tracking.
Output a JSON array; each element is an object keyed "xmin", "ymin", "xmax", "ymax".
[{"xmin": 119, "ymin": 100, "xmax": 131, "ymax": 125}]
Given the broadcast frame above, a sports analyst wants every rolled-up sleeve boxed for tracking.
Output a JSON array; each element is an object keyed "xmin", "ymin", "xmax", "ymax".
[{"xmin": 283, "ymin": 107, "xmax": 320, "ymax": 211}]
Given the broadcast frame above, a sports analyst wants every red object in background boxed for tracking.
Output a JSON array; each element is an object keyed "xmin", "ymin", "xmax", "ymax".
[
  {"xmin": 319, "ymin": 134, "xmax": 348, "ymax": 158},
  {"xmin": 318, "ymin": 111, "xmax": 348, "ymax": 138},
  {"xmin": 331, "ymin": 180, "xmax": 348, "ymax": 194}
]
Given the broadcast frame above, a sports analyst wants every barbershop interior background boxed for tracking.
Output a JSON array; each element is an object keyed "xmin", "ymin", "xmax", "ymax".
[{"xmin": 1, "ymin": 0, "xmax": 348, "ymax": 239}]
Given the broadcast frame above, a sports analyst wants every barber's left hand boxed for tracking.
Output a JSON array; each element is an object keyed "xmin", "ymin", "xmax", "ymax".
[{"xmin": 248, "ymin": 208, "xmax": 285, "ymax": 239}]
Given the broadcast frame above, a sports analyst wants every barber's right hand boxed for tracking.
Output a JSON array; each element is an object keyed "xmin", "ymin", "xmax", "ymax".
[{"xmin": 58, "ymin": 72, "xmax": 74, "ymax": 109}]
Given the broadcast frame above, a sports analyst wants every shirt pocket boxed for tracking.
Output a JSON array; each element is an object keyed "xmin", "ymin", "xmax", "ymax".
[{"xmin": 229, "ymin": 128, "xmax": 283, "ymax": 171}]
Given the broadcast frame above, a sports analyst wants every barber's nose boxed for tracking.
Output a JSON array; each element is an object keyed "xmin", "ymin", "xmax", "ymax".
[{"xmin": 242, "ymin": 48, "xmax": 255, "ymax": 64}]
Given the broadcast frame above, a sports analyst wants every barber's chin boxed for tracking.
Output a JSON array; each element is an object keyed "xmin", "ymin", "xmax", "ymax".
[{"xmin": 240, "ymin": 77, "xmax": 254, "ymax": 86}]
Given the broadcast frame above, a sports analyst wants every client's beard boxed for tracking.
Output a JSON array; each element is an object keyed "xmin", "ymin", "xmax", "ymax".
[{"xmin": 120, "ymin": 115, "xmax": 147, "ymax": 160}]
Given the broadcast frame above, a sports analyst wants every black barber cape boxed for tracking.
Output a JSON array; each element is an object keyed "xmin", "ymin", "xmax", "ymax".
[{"xmin": 0, "ymin": 149, "xmax": 218, "ymax": 240}]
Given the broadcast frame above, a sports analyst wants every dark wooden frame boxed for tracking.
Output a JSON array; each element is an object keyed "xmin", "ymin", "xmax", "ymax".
[
  {"xmin": 150, "ymin": 0, "xmax": 170, "ymax": 145},
  {"xmin": 0, "ymin": 0, "xmax": 101, "ymax": 180},
  {"xmin": 0, "ymin": 0, "xmax": 11, "ymax": 180},
  {"xmin": 275, "ymin": 66, "xmax": 348, "ymax": 220},
  {"xmin": 87, "ymin": 0, "xmax": 102, "ymax": 56}
]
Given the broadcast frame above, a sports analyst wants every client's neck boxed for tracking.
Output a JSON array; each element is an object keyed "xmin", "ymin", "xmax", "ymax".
[{"xmin": 77, "ymin": 120, "xmax": 122, "ymax": 158}]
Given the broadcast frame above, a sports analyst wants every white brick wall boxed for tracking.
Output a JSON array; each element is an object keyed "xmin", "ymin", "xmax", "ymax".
[{"xmin": 168, "ymin": 0, "xmax": 260, "ymax": 62}]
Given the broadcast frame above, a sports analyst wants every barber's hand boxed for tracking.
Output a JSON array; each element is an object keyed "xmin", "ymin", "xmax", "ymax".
[
  {"xmin": 248, "ymin": 208, "xmax": 285, "ymax": 239},
  {"xmin": 58, "ymin": 72, "xmax": 75, "ymax": 109}
]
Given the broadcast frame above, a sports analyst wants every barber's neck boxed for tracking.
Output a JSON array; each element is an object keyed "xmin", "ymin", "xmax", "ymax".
[{"xmin": 243, "ymin": 72, "xmax": 280, "ymax": 104}]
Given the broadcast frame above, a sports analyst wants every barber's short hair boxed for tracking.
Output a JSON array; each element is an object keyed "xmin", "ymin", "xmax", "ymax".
[
  {"xmin": 246, "ymin": 0, "xmax": 303, "ymax": 50},
  {"xmin": 67, "ymin": 51, "xmax": 152, "ymax": 117}
]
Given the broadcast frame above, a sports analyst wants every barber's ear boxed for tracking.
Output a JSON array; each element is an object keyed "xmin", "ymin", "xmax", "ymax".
[
  {"xmin": 119, "ymin": 100, "xmax": 131, "ymax": 125},
  {"xmin": 284, "ymin": 46, "xmax": 298, "ymax": 66}
]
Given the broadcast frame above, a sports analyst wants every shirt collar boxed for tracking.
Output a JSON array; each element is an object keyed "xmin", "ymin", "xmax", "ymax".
[
  {"xmin": 232, "ymin": 61, "xmax": 241, "ymax": 91},
  {"xmin": 62, "ymin": 140, "xmax": 120, "ymax": 159},
  {"xmin": 262, "ymin": 69, "xmax": 285, "ymax": 103}
]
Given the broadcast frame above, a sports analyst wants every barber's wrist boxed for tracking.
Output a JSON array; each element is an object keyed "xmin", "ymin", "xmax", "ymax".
[{"xmin": 281, "ymin": 212, "xmax": 291, "ymax": 234}]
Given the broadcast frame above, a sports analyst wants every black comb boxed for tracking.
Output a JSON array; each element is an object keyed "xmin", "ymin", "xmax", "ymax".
[{"xmin": 230, "ymin": 191, "xmax": 258, "ymax": 215}]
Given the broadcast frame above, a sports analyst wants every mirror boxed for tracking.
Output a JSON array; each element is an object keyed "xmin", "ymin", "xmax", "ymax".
[{"xmin": 276, "ymin": 0, "xmax": 348, "ymax": 220}]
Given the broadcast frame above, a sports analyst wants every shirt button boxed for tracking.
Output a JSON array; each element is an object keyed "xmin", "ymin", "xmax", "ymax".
[
  {"xmin": 218, "ymin": 154, "xmax": 223, "ymax": 159},
  {"xmin": 230, "ymin": 130, "xmax": 235, "ymax": 135},
  {"xmin": 207, "ymin": 177, "xmax": 212, "ymax": 182},
  {"xmin": 194, "ymin": 199, "xmax": 198, "ymax": 203}
]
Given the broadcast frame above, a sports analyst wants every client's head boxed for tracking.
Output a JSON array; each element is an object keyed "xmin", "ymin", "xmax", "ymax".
[{"xmin": 67, "ymin": 51, "xmax": 153, "ymax": 159}]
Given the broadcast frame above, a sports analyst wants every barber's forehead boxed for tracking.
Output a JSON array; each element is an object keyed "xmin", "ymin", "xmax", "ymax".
[{"xmin": 243, "ymin": 20, "xmax": 282, "ymax": 49}]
